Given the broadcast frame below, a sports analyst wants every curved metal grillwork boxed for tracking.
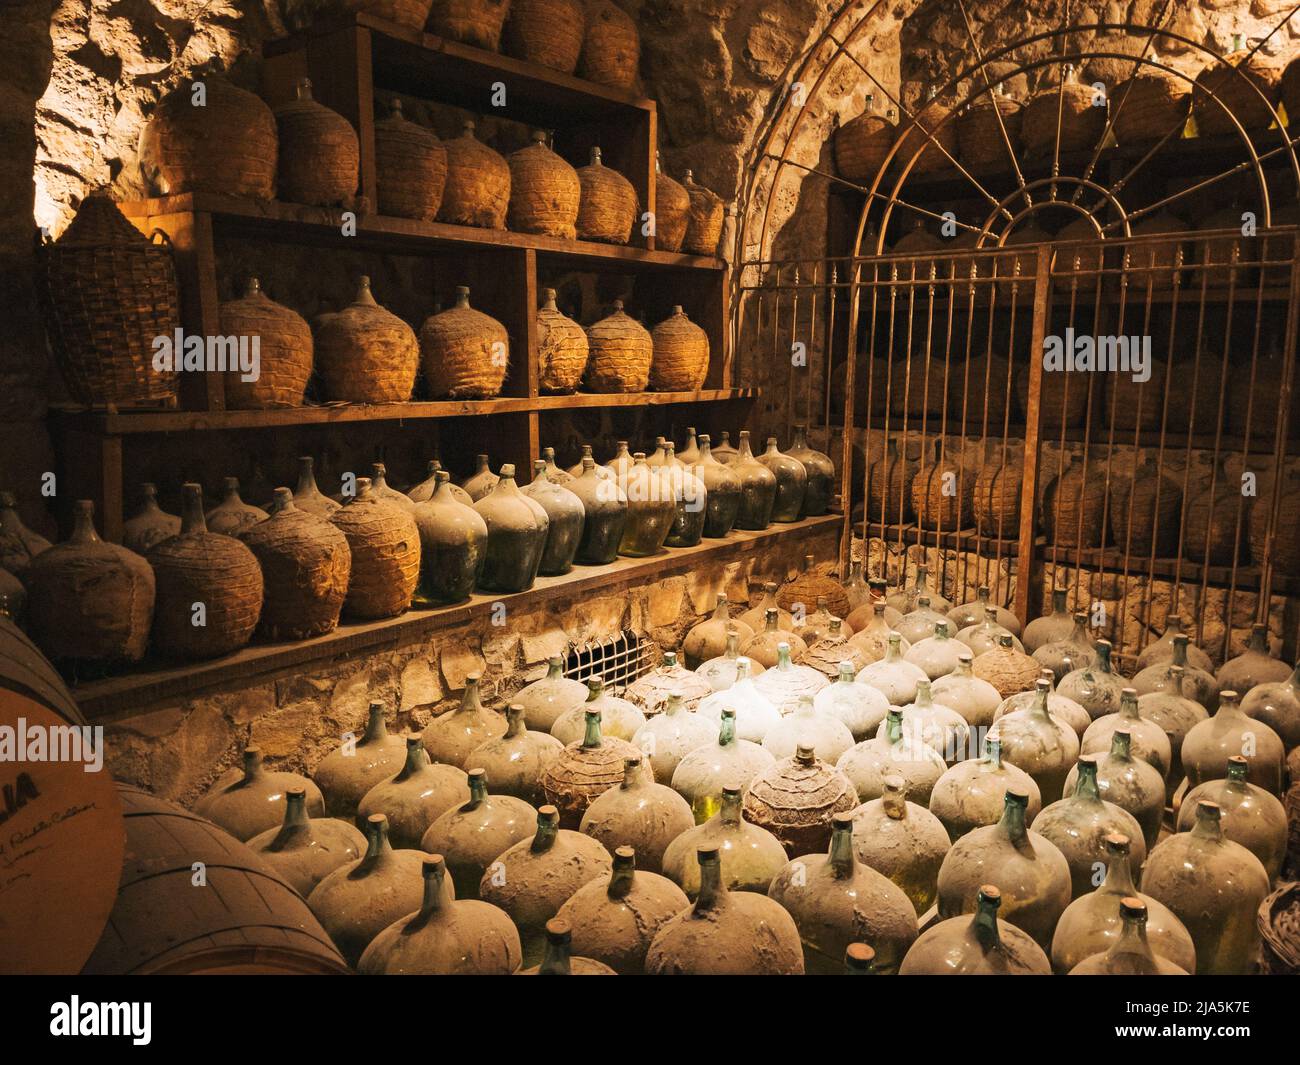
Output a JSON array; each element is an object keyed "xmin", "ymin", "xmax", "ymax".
[{"xmin": 734, "ymin": 0, "xmax": 1300, "ymax": 667}]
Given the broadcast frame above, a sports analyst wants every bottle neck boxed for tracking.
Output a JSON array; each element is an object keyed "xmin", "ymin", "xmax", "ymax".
[
  {"xmin": 418, "ymin": 861, "xmax": 447, "ymax": 920},
  {"xmin": 532, "ymin": 813, "xmax": 559, "ymax": 854},
  {"xmin": 537, "ymin": 931, "xmax": 573, "ymax": 976},
  {"xmin": 1102, "ymin": 843, "xmax": 1138, "ymax": 896},
  {"xmin": 695, "ymin": 854, "xmax": 726, "ymax": 910},
  {"xmin": 362, "ymin": 705, "xmax": 387, "ymax": 744},
  {"xmin": 718, "ymin": 788, "xmax": 743, "ymax": 826},
  {"xmin": 998, "ymin": 796, "xmax": 1028, "ymax": 844},
  {"xmin": 828, "ymin": 820, "xmax": 856, "ymax": 877},
  {"xmin": 1073, "ymin": 760, "xmax": 1102, "ymax": 803},
  {"xmin": 582, "ymin": 711, "xmax": 604, "ymax": 749},
  {"xmin": 972, "ymin": 892, "xmax": 1002, "ymax": 951}
]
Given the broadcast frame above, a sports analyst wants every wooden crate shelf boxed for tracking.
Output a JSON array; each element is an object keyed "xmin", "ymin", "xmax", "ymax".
[
  {"xmin": 69, "ymin": 514, "xmax": 841, "ymax": 720},
  {"xmin": 54, "ymin": 18, "xmax": 744, "ymax": 543}
]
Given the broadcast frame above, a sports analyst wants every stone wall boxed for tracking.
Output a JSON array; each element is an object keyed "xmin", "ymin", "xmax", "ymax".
[{"xmin": 103, "ymin": 519, "xmax": 838, "ymax": 806}]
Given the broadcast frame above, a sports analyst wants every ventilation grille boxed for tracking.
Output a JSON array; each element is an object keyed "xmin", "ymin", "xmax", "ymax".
[{"xmin": 563, "ymin": 628, "xmax": 656, "ymax": 695}]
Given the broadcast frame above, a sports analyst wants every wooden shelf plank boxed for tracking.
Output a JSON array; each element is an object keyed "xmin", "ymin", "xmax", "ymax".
[
  {"xmin": 120, "ymin": 193, "xmax": 725, "ymax": 272},
  {"xmin": 49, "ymin": 390, "xmax": 759, "ymax": 436},
  {"xmin": 70, "ymin": 514, "xmax": 842, "ymax": 720}
]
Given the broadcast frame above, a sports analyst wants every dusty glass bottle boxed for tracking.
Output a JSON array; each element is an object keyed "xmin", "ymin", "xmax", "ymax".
[
  {"xmin": 900, "ymin": 884, "xmax": 1052, "ymax": 975},
  {"xmin": 661, "ymin": 784, "xmax": 788, "ymax": 896},
  {"xmin": 929, "ymin": 736, "xmax": 1042, "ymax": 843},
  {"xmin": 1062, "ymin": 727, "xmax": 1164, "ymax": 852},
  {"xmin": 849, "ymin": 775, "xmax": 950, "ymax": 915},
  {"xmin": 1181, "ymin": 689, "xmax": 1285, "ymax": 795},
  {"xmin": 412, "ymin": 470, "xmax": 488, "ymax": 603},
  {"xmin": 731, "ymin": 431, "xmax": 778, "ymax": 530},
  {"xmin": 521, "ymin": 459, "xmax": 583, "ymax": 575},
  {"xmin": 1068, "ymin": 898, "xmax": 1190, "ymax": 975},
  {"xmin": 1176, "ymin": 755, "xmax": 1288, "ymax": 880},
  {"xmin": 786, "ymin": 423, "xmax": 835, "ymax": 518},
  {"xmin": 472, "ymin": 464, "xmax": 548, "ymax": 592},
  {"xmin": 695, "ymin": 434, "xmax": 742, "ymax": 537}
]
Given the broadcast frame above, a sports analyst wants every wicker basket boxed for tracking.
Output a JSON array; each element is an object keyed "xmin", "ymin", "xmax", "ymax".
[
  {"xmin": 218, "ymin": 278, "xmax": 312, "ymax": 409},
  {"xmin": 375, "ymin": 99, "xmax": 447, "ymax": 221},
  {"xmin": 25, "ymin": 500, "xmax": 155, "ymax": 667},
  {"xmin": 1184, "ymin": 461, "xmax": 1245, "ymax": 565},
  {"xmin": 420, "ymin": 286, "xmax": 509, "ymax": 399},
  {"xmin": 888, "ymin": 352, "xmax": 947, "ymax": 420},
  {"xmin": 894, "ymin": 96, "xmax": 958, "ymax": 174},
  {"xmin": 148, "ymin": 484, "xmax": 263, "ymax": 660},
  {"xmin": 331, "ymin": 478, "xmax": 420, "ymax": 620},
  {"xmin": 37, "ymin": 192, "xmax": 181, "ymax": 407},
  {"xmin": 314, "ymin": 276, "xmax": 419, "ymax": 403},
  {"xmin": 1194, "ymin": 47, "xmax": 1284, "ymax": 137},
  {"xmin": 584, "ymin": 299, "xmax": 652, "ymax": 393},
  {"xmin": 959, "ymin": 349, "xmax": 1014, "ymax": 427},
  {"xmin": 834, "ymin": 104, "xmax": 897, "ymax": 184},
  {"xmin": 579, "ymin": 0, "xmax": 639, "ymax": 90},
  {"xmin": 911, "ymin": 449, "xmax": 974, "ymax": 532},
  {"xmin": 865, "ymin": 439, "xmax": 916, "ymax": 525},
  {"xmin": 504, "ymin": 0, "xmax": 585, "ymax": 73},
  {"xmin": 240, "ymin": 489, "xmax": 351, "ymax": 641},
  {"xmin": 1126, "ymin": 211, "xmax": 1190, "ymax": 289},
  {"xmin": 655, "ymin": 160, "xmax": 690, "ymax": 252},
  {"xmin": 273, "ymin": 79, "xmax": 359, "ymax": 207},
  {"xmin": 649, "ymin": 306, "xmax": 708, "ymax": 392},
  {"xmin": 1250, "ymin": 467, "xmax": 1300, "ymax": 576},
  {"xmin": 139, "ymin": 76, "xmax": 277, "ymax": 200},
  {"xmin": 1286, "ymin": 777, "xmax": 1300, "ymax": 881},
  {"xmin": 1112, "ymin": 69, "xmax": 1191, "ymax": 145},
  {"xmin": 537, "ymin": 288, "xmax": 588, "ymax": 393},
  {"xmin": 957, "ymin": 91, "xmax": 1023, "ymax": 169},
  {"xmin": 508, "ymin": 130, "xmax": 581, "ymax": 238},
  {"xmin": 576, "ymin": 147, "xmax": 637, "ymax": 244},
  {"xmin": 346, "ymin": 0, "xmax": 434, "ymax": 31},
  {"xmin": 1105, "ymin": 355, "xmax": 1168, "ymax": 432},
  {"xmin": 429, "ymin": 0, "xmax": 510, "ymax": 49},
  {"xmin": 778, "ymin": 557, "xmax": 851, "ymax": 619},
  {"xmin": 1016, "ymin": 335, "xmax": 1091, "ymax": 430},
  {"xmin": 438, "ymin": 120, "xmax": 511, "ymax": 229},
  {"xmin": 1258, "ymin": 882, "xmax": 1300, "ymax": 975},
  {"xmin": 973, "ymin": 454, "xmax": 1022, "ymax": 538},
  {"xmin": 1042, "ymin": 457, "xmax": 1109, "ymax": 548},
  {"xmin": 1193, "ymin": 203, "xmax": 1261, "ymax": 287},
  {"xmin": 1055, "ymin": 215, "xmax": 1104, "ymax": 289},
  {"xmin": 1022, "ymin": 77, "xmax": 1106, "ymax": 156},
  {"xmin": 1110, "ymin": 460, "xmax": 1182, "ymax": 557},
  {"xmin": 682, "ymin": 170, "xmax": 724, "ymax": 256},
  {"xmin": 891, "ymin": 218, "xmax": 943, "ymax": 254}
]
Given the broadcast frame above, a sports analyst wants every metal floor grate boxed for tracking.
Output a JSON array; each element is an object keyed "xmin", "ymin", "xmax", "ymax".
[{"xmin": 563, "ymin": 628, "xmax": 656, "ymax": 695}]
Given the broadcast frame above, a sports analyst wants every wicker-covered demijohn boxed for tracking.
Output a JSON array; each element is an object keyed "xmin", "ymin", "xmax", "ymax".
[
  {"xmin": 273, "ymin": 79, "xmax": 359, "ymax": 208},
  {"xmin": 205, "ymin": 477, "xmax": 268, "ymax": 536},
  {"xmin": 911, "ymin": 450, "xmax": 974, "ymax": 532},
  {"xmin": 537, "ymin": 288, "xmax": 588, "ymax": 394},
  {"xmin": 1021, "ymin": 69, "xmax": 1106, "ymax": 156},
  {"xmin": 351, "ymin": 0, "xmax": 435, "ymax": 31},
  {"xmin": 1042, "ymin": 457, "xmax": 1109, "ymax": 549},
  {"xmin": 504, "ymin": 0, "xmax": 586, "ymax": 73},
  {"xmin": 1258, "ymin": 882, "xmax": 1300, "ymax": 975},
  {"xmin": 654, "ymin": 157, "xmax": 690, "ymax": 252},
  {"xmin": 682, "ymin": 170, "xmax": 724, "ymax": 256},
  {"xmin": 894, "ymin": 94, "xmax": 958, "ymax": 174},
  {"xmin": 973, "ymin": 453, "xmax": 1022, "ymax": 539},
  {"xmin": 778, "ymin": 555, "xmax": 851, "ymax": 620},
  {"xmin": 1249, "ymin": 467, "xmax": 1300, "ymax": 576},
  {"xmin": 218, "ymin": 278, "xmax": 312, "ymax": 409},
  {"xmin": 649, "ymin": 306, "xmax": 709, "ymax": 392},
  {"xmin": 1194, "ymin": 44, "xmax": 1285, "ymax": 137},
  {"xmin": 314, "ymin": 276, "xmax": 418, "ymax": 404},
  {"xmin": 957, "ymin": 87, "xmax": 1023, "ymax": 169},
  {"xmin": 25, "ymin": 500, "xmax": 155, "ymax": 668},
  {"xmin": 579, "ymin": 0, "xmax": 640, "ymax": 90},
  {"xmin": 865, "ymin": 438, "xmax": 916, "ymax": 525},
  {"xmin": 139, "ymin": 76, "xmax": 277, "ymax": 200},
  {"xmin": 375, "ymin": 99, "xmax": 448, "ymax": 221},
  {"xmin": 37, "ymin": 192, "xmax": 181, "ymax": 407},
  {"xmin": 508, "ymin": 130, "xmax": 581, "ymax": 238},
  {"xmin": 576, "ymin": 146, "xmax": 637, "ymax": 244},
  {"xmin": 584, "ymin": 299, "xmax": 652, "ymax": 393},
  {"xmin": 148, "ymin": 484, "xmax": 263, "ymax": 660},
  {"xmin": 240, "ymin": 488, "xmax": 351, "ymax": 641},
  {"xmin": 420, "ymin": 286, "xmax": 509, "ymax": 399},
  {"xmin": 835, "ymin": 96, "xmax": 897, "ymax": 184},
  {"xmin": 1185, "ymin": 458, "xmax": 1245, "ymax": 566},
  {"xmin": 330, "ymin": 477, "xmax": 420, "ymax": 620},
  {"xmin": 428, "ymin": 0, "xmax": 511, "ymax": 50},
  {"xmin": 1110, "ymin": 459, "xmax": 1182, "ymax": 558},
  {"xmin": 438, "ymin": 120, "xmax": 511, "ymax": 229},
  {"xmin": 1111, "ymin": 69, "xmax": 1191, "ymax": 145}
]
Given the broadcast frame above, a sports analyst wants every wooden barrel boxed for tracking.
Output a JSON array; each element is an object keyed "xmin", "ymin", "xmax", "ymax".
[
  {"xmin": 0, "ymin": 616, "xmax": 126, "ymax": 973},
  {"xmin": 82, "ymin": 784, "xmax": 349, "ymax": 974}
]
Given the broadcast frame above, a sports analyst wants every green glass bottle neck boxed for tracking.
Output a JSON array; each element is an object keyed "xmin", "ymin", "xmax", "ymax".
[
  {"xmin": 718, "ymin": 714, "xmax": 738, "ymax": 748},
  {"xmin": 582, "ymin": 711, "xmax": 604, "ymax": 749},
  {"xmin": 1073, "ymin": 760, "xmax": 1102, "ymax": 803},
  {"xmin": 719, "ymin": 788, "xmax": 743, "ymax": 826},
  {"xmin": 532, "ymin": 814, "xmax": 559, "ymax": 853},
  {"xmin": 998, "ymin": 795, "xmax": 1029, "ymax": 843},
  {"xmin": 538, "ymin": 933, "xmax": 573, "ymax": 975},
  {"xmin": 828, "ymin": 821, "xmax": 856, "ymax": 877},
  {"xmin": 362, "ymin": 705, "xmax": 387, "ymax": 744},
  {"xmin": 1102, "ymin": 845, "xmax": 1138, "ymax": 896},
  {"xmin": 695, "ymin": 854, "xmax": 726, "ymax": 910},
  {"xmin": 972, "ymin": 892, "xmax": 1002, "ymax": 950}
]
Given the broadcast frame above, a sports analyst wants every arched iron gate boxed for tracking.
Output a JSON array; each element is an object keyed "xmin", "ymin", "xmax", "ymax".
[{"xmin": 732, "ymin": 1, "xmax": 1300, "ymax": 667}]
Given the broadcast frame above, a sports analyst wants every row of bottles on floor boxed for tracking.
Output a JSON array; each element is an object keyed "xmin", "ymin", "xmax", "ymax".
[
  {"xmin": 1, "ymin": 425, "xmax": 837, "ymax": 673},
  {"xmin": 184, "ymin": 559, "xmax": 1298, "ymax": 973}
]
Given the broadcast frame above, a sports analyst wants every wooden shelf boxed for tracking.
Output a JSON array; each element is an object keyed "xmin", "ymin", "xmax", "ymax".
[
  {"xmin": 69, "ymin": 514, "xmax": 841, "ymax": 720},
  {"xmin": 1043, "ymin": 544, "xmax": 1300, "ymax": 596},
  {"xmin": 119, "ymin": 193, "xmax": 725, "ymax": 272},
  {"xmin": 50, "ymin": 390, "xmax": 757, "ymax": 435}
]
